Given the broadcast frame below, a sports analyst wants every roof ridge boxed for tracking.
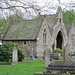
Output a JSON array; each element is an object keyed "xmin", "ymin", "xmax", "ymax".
[
  {"xmin": 10, "ymin": 16, "xmax": 45, "ymax": 22},
  {"xmin": 10, "ymin": 15, "xmax": 56, "ymax": 22}
]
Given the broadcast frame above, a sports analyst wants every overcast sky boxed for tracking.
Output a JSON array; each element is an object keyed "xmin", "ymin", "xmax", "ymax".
[{"xmin": 0, "ymin": 0, "xmax": 75, "ymax": 18}]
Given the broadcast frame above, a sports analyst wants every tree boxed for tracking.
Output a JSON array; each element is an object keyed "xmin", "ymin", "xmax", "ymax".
[
  {"xmin": 63, "ymin": 9, "xmax": 75, "ymax": 24},
  {"xmin": 0, "ymin": 14, "xmax": 24, "ymax": 38},
  {"xmin": 0, "ymin": 18, "xmax": 8, "ymax": 38},
  {"xmin": 0, "ymin": 0, "xmax": 75, "ymax": 18}
]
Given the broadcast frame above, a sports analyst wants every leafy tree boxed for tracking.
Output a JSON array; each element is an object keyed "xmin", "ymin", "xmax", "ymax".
[
  {"xmin": 0, "ymin": 14, "xmax": 24, "ymax": 38},
  {"xmin": 0, "ymin": 18, "xmax": 8, "ymax": 38},
  {"xmin": 0, "ymin": 42, "xmax": 25, "ymax": 62},
  {"xmin": 63, "ymin": 10, "xmax": 75, "ymax": 24}
]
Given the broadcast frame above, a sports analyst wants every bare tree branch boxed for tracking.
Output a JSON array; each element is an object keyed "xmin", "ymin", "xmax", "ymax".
[{"xmin": 0, "ymin": 0, "xmax": 75, "ymax": 18}]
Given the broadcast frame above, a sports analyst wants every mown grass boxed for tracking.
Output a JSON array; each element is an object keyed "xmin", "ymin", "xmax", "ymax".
[
  {"xmin": 0, "ymin": 60, "xmax": 45, "ymax": 75},
  {"xmin": 0, "ymin": 59, "xmax": 75, "ymax": 75},
  {"xmin": 73, "ymin": 59, "xmax": 75, "ymax": 61}
]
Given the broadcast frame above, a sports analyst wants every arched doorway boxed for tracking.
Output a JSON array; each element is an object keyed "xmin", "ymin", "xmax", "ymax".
[{"xmin": 56, "ymin": 31, "xmax": 63, "ymax": 49}]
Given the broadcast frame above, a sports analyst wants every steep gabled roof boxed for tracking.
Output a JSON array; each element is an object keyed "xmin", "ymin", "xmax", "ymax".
[
  {"xmin": 65, "ymin": 24, "xmax": 73, "ymax": 37},
  {"xmin": 2, "ymin": 11, "xmax": 73, "ymax": 41},
  {"xmin": 2, "ymin": 17, "xmax": 43, "ymax": 40},
  {"xmin": 46, "ymin": 15, "xmax": 58, "ymax": 35}
]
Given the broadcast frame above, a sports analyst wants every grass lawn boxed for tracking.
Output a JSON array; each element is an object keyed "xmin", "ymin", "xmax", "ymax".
[
  {"xmin": 73, "ymin": 59, "xmax": 75, "ymax": 61},
  {"xmin": 0, "ymin": 59, "xmax": 75, "ymax": 75},
  {"xmin": 0, "ymin": 60, "xmax": 45, "ymax": 75}
]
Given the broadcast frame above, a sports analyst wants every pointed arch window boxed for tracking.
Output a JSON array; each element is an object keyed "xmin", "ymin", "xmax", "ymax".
[
  {"xmin": 59, "ymin": 18, "xmax": 61, "ymax": 23},
  {"xmin": 43, "ymin": 29, "xmax": 46, "ymax": 44},
  {"xmin": 57, "ymin": 17, "xmax": 61, "ymax": 24}
]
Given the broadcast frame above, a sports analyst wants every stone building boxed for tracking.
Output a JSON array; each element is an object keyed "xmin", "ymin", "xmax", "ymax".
[{"xmin": 2, "ymin": 7, "xmax": 75, "ymax": 58}]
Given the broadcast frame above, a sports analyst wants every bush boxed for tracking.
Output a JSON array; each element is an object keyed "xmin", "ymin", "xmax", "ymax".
[
  {"xmin": 0, "ymin": 42, "xmax": 25, "ymax": 62},
  {"xmin": 53, "ymin": 48, "xmax": 63, "ymax": 56}
]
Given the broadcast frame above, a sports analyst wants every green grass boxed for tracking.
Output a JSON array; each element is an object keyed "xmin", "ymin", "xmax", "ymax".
[
  {"xmin": 53, "ymin": 59, "xmax": 63, "ymax": 61},
  {"xmin": 73, "ymin": 59, "xmax": 75, "ymax": 61},
  {"xmin": 0, "ymin": 59, "xmax": 75, "ymax": 75},
  {"xmin": 0, "ymin": 60, "xmax": 45, "ymax": 75}
]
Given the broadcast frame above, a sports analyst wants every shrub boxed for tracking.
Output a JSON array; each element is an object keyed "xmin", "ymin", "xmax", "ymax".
[
  {"xmin": 0, "ymin": 42, "xmax": 25, "ymax": 62},
  {"xmin": 53, "ymin": 48, "xmax": 63, "ymax": 56}
]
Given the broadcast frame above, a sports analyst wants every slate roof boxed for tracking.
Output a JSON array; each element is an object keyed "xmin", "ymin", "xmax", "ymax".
[
  {"xmin": 65, "ymin": 24, "xmax": 72, "ymax": 37},
  {"xmin": 46, "ymin": 14, "xmax": 73, "ymax": 37},
  {"xmin": 2, "ymin": 13, "xmax": 73, "ymax": 40},
  {"xmin": 46, "ymin": 15, "xmax": 58, "ymax": 35},
  {"xmin": 2, "ymin": 17, "xmax": 43, "ymax": 40}
]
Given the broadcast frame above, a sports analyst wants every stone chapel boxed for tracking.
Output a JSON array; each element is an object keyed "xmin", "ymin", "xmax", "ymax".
[{"xmin": 2, "ymin": 7, "xmax": 75, "ymax": 58}]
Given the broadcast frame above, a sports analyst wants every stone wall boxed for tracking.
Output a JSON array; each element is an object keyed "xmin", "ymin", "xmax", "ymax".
[
  {"xmin": 2, "ymin": 10, "xmax": 75, "ymax": 58},
  {"xmin": 23, "ymin": 41, "xmax": 37, "ymax": 57},
  {"xmin": 69, "ymin": 26, "xmax": 75, "ymax": 53},
  {"xmin": 36, "ymin": 18, "xmax": 52, "ymax": 57},
  {"xmin": 52, "ymin": 24, "xmax": 68, "ymax": 50},
  {"xmin": 2, "ymin": 40, "xmax": 37, "ymax": 57},
  {"xmin": 52, "ymin": 11, "xmax": 68, "ymax": 51}
]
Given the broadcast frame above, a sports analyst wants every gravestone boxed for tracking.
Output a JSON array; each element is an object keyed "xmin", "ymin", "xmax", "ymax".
[
  {"xmin": 63, "ymin": 44, "xmax": 68, "ymax": 61},
  {"xmin": 31, "ymin": 48, "xmax": 34, "ymax": 60},
  {"xmin": 58, "ymin": 53, "xmax": 61, "ymax": 60},
  {"xmin": 46, "ymin": 61, "xmax": 75, "ymax": 73},
  {"xmin": 44, "ymin": 50, "xmax": 50, "ymax": 67},
  {"xmin": 12, "ymin": 47, "xmax": 18, "ymax": 64}
]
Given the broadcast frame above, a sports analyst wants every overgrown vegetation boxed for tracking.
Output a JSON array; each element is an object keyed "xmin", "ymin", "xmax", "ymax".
[
  {"xmin": 63, "ymin": 9, "xmax": 75, "ymax": 24},
  {"xmin": 0, "ymin": 42, "xmax": 25, "ymax": 62},
  {"xmin": 54, "ymin": 48, "xmax": 63, "ymax": 56}
]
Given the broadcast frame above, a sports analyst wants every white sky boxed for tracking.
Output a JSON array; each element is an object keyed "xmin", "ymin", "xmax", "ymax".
[
  {"xmin": 38, "ymin": 0, "xmax": 75, "ymax": 3},
  {"xmin": 35, "ymin": 0, "xmax": 73, "ymax": 14},
  {"xmin": 0, "ymin": 0, "xmax": 75, "ymax": 18}
]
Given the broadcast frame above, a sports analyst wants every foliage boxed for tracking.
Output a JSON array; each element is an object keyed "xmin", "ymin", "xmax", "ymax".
[
  {"xmin": 71, "ymin": 54, "xmax": 75, "ymax": 56},
  {"xmin": 34, "ymin": 16, "xmax": 37, "ymax": 19},
  {"xmin": 54, "ymin": 48, "xmax": 63, "ymax": 56},
  {"xmin": 0, "ymin": 42, "xmax": 25, "ymax": 62},
  {"xmin": 0, "ymin": 60, "xmax": 45, "ymax": 75},
  {"xmin": 0, "ymin": 18, "xmax": 8, "ymax": 38},
  {"xmin": 63, "ymin": 9, "xmax": 75, "ymax": 24},
  {"xmin": 0, "ymin": 14, "xmax": 23, "ymax": 39}
]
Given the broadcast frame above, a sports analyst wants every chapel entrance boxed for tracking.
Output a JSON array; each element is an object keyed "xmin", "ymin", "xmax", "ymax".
[{"xmin": 56, "ymin": 31, "xmax": 63, "ymax": 50}]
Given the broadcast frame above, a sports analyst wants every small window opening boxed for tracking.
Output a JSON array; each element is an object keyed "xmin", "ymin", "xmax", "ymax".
[
  {"xmin": 24, "ymin": 41, "xmax": 26, "ymax": 45},
  {"xmin": 59, "ymin": 18, "xmax": 61, "ymax": 23}
]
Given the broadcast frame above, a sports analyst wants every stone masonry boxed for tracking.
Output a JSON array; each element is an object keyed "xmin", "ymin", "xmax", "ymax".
[{"xmin": 2, "ymin": 7, "xmax": 75, "ymax": 58}]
